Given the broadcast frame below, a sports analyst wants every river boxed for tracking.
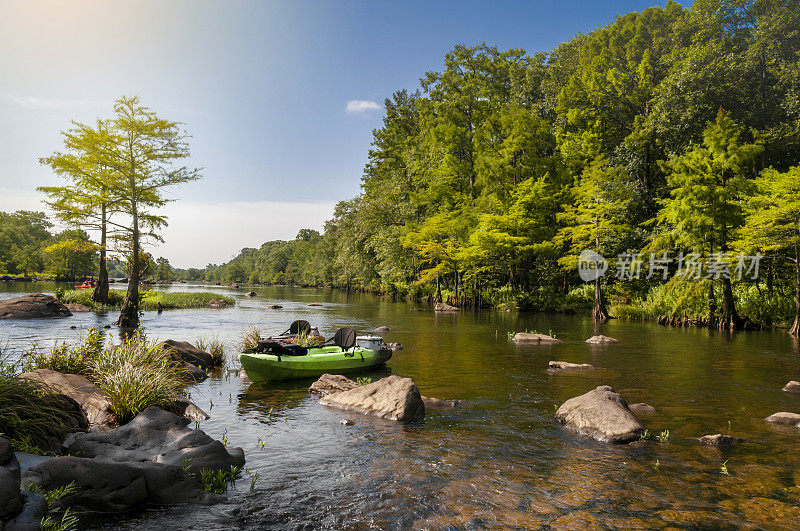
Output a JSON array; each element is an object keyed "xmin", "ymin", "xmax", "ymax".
[{"xmin": 1, "ymin": 282, "xmax": 799, "ymax": 529}]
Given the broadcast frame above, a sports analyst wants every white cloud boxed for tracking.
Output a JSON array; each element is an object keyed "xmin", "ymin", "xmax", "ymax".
[
  {"xmin": 4, "ymin": 93, "xmax": 110, "ymax": 112},
  {"xmin": 345, "ymin": 99, "xmax": 381, "ymax": 113}
]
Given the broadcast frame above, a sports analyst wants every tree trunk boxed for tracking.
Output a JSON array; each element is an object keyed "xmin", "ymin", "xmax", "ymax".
[
  {"xmin": 93, "ymin": 203, "xmax": 109, "ymax": 304},
  {"xmin": 435, "ymin": 273, "xmax": 442, "ymax": 303},
  {"xmin": 719, "ymin": 276, "xmax": 742, "ymax": 330},
  {"xmin": 118, "ymin": 198, "xmax": 139, "ymax": 331},
  {"xmin": 592, "ymin": 277, "xmax": 610, "ymax": 321},
  {"xmin": 790, "ymin": 246, "xmax": 800, "ymax": 336}
]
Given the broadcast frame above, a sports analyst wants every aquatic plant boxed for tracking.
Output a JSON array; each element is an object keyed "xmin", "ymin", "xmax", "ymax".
[
  {"xmin": 23, "ymin": 328, "xmax": 104, "ymax": 375},
  {"xmin": 656, "ymin": 429, "xmax": 670, "ymax": 443},
  {"xmin": 250, "ymin": 470, "xmax": 260, "ymax": 490},
  {"xmin": 720, "ymin": 459, "xmax": 730, "ymax": 476},
  {"xmin": 89, "ymin": 334, "xmax": 186, "ymax": 424},
  {"xmin": 60, "ymin": 289, "xmax": 234, "ymax": 311},
  {"xmin": 639, "ymin": 429, "xmax": 652, "ymax": 441},
  {"xmin": 355, "ymin": 376, "xmax": 373, "ymax": 386},
  {"xmin": 240, "ymin": 326, "xmax": 262, "ymax": 351},
  {"xmin": 196, "ymin": 335, "xmax": 226, "ymax": 366},
  {"xmin": 198, "ymin": 465, "xmax": 240, "ymax": 494},
  {"xmin": 31, "ymin": 481, "xmax": 81, "ymax": 531}
]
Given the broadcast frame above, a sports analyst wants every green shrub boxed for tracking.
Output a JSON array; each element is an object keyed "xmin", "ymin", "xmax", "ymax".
[
  {"xmin": 23, "ymin": 328, "xmax": 104, "ymax": 375},
  {"xmin": 89, "ymin": 335, "xmax": 186, "ymax": 424},
  {"xmin": 140, "ymin": 291, "xmax": 235, "ymax": 310},
  {"xmin": 196, "ymin": 336, "xmax": 226, "ymax": 366},
  {"xmin": 735, "ymin": 283, "xmax": 794, "ymax": 326},
  {"xmin": 198, "ymin": 465, "xmax": 240, "ymax": 494},
  {"xmin": 240, "ymin": 326, "xmax": 262, "ymax": 351}
]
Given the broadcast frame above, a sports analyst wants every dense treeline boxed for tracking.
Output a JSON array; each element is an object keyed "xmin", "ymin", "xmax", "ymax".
[{"xmin": 206, "ymin": 0, "xmax": 800, "ymax": 331}]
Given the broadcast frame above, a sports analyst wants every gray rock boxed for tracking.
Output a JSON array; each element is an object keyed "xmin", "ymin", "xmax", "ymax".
[
  {"xmin": 309, "ymin": 374, "xmax": 357, "ymax": 397},
  {"xmin": 699, "ymin": 434, "xmax": 745, "ymax": 447},
  {"xmin": 585, "ymin": 335, "xmax": 619, "ymax": 344},
  {"xmin": 629, "ymin": 403, "xmax": 657, "ymax": 415},
  {"xmin": 319, "ymin": 375, "xmax": 425, "ymax": 422},
  {"xmin": 160, "ymin": 340, "xmax": 214, "ymax": 370},
  {"xmin": 513, "ymin": 332, "xmax": 563, "ymax": 344},
  {"xmin": 764, "ymin": 412, "xmax": 800, "ymax": 427},
  {"xmin": 24, "ymin": 456, "xmax": 218, "ymax": 512},
  {"xmin": 555, "ymin": 385, "xmax": 645, "ymax": 444},
  {"xmin": 245, "ymin": 291, "xmax": 257, "ymax": 297},
  {"xmin": 307, "ymin": 302, "xmax": 323, "ymax": 307},
  {"xmin": 169, "ymin": 398, "xmax": 211, "ymax": 422},
  {"xmin": 783, "ymin": 381, "xmax": 800, "ymax": 393},
  {"xmin": 266, "ymin": 305, "xmax": 283, "ymax": 309},
  {"xmin": 65, "ymin": 303, "xmax": 91, "ymax": 313},
  {"xmin": 372, "ymin": 326, "xmax": 390, "ymax": 332},
  {"xmin": 548, "ymin": 361, "xmax": 594, "ymax": 372},
  {"xmin": 0, "ymin": 293, "xmax": 72, "ymax": 319},
  {"xmin": 434, "ymin": 302, "xmax": 459, "ymax": 312},
  {"xmin": 21, "ymin": 369, "xmax": 113, "ymax": 430},
  {"xmin": 64, "ymin": 407, "xmax": 244, "ymax": 475},
  {"xmin": 340, "ymin": 419, "xmax": 354, "ymax": 426},
  {"xmin": 0, "ymin": 437, "xmax": 22, "ymax": 521},
  {"xmin": 4, "ymin": 492, "xmax": 45, "ymax": 531}
]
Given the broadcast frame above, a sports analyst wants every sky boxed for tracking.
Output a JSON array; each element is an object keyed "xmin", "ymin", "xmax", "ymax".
[{"xmin": 0, "ymin": 0, "xmax": 672, "ymax": 268}]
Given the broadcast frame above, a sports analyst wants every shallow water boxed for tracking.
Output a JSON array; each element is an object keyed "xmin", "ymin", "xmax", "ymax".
[{"xmin": 2, "ymin": 282, "xmax": 800, "ymax": 529}]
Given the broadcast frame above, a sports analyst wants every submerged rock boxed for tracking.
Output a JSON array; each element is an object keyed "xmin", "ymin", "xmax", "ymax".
[
  {"xmin": 245, "ymin": 291, "xmax": 257, "ymax": 297},
  {"xmin": 421, "ymin": 397, "xmax": 467, "ymax": 410},
  {"xmin": 307, "ymin": 303, "xmax": 323, "ymax": 307},
  {"xmin": 309, "ymin": 374, "xmax": 358, "ymax": 396},
  {"xmin": 628, "ymin": 403, "xmax": 657, "ymax": 415},
  {"xmin": 63, "ymin": 407, "xmax": 244, "ymax": 475},
  {"xmin": 372, "ymin": 326, "xmax": 391, "ymax": 332},
  {"xmin": 434, "ymin": 302, "xmax": 459, "ymax": 312},
  {"xmin": 555, "ymin": 385, "xmax": 645, "ymax": 443},
  {"xmin": 764, "ymin": 412, "xmax": 800, "ymax": 427},
  {"xmin": 22, "ymin": 369, "xmax": 114, "ymax": 430},
  {"xmin": 160, "ymin": 340, "xmax": 214, "ymax": 370},
  {"xmin": 0, "ymin": 293, "xmax": 72, "ymax": 319},
  {"xmin": 340, "ymin": 419, "xmax": 354, "ymax": 426},
  {"xmin": 266, "ymin": 304, "xmax": 283, "ymax": 309},
  {"xmin": 548, "ymin": 361, "xmax": 594, "ymax": 372},
  {"xmin": 698, "ymin": 434, "xmax": 744, "ymax": 447},
  {"xmin": 512, "ymin": 332, "xmax": 563, "ymax": 344},
  {"xmin": 208, "ymin": 298, "xmax": 227, "ymax": 308},
  {"xmin": 65, "ymin": 303, "xmax": 91, "ymax": 313},
  {"xmin": 319, "ymin": 375, "xmax": 425, "ymax": 422},
  {"xmin": 783, "ymin": 380, "xmax": 800, "ymax": 393},
  {"xmin": 585, "ymin": 335, "xmax": 618, "ymax": 344},
  {"xmin": 386, "ymin": 342, "xmax": 404, "ymax": 351}
]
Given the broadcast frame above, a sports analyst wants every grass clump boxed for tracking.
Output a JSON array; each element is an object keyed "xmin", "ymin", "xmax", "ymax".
[
  {"xmin": 355, "ymin": 376, "xmax": 372, "ymax": 386},
  {"xmin": 240, "ymin": 326, "xmax": 262, "ymax": 351},
  {"xmin": 23, "ymin": 328, "xmax": 104, "ymax": 375},
  {"xmin": 60, "ymin": 289, "xmax": 234, "ymax": 311},
  {"xmin": 198, "ymin": 465, "xmax": 241, "ymax": 494},
  {"xmin": 196, "ymin": 336, "xmax": 226, "ymax": 366},
  {"xmin": 88, "ymin": 334, "xmax": 186, "ymax": 424}
]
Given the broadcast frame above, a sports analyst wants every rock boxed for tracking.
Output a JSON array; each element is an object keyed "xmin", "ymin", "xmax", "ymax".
[
  {"xmin": 21, "ymin": 369, "xmax": 115, "ymax": 430},
  {"xmin": 0, "ymin": 437, "xmax": 22, "ymax": 521},
  {"xmin": 307, "ymin": 303, "xmax": 323, "ymax": 307},
  {"xmin": 0, "ymin": 293, "xmax": 72, "ymax": 319},
  {"xmin": 175, "ymin": 362, "xmax": 208, "ymax": 383},
  {"xmin": 386, "ymin": 342, "xmax": 404, "ymax": 351},
  {"xmin": 309, "ymin": 374, "xmax": 358, "ymax": 397},
  {"xmin": 764, "ymin": 411, "xmax": 800, "ymax": 427},
  {"xmin": 238, "ymin": 369, "xmax": 251, "ymax": 383},
  {"xmin": 0, "ymin": 275, "xmax": 11, "ymax": 282},
  {"xmin": 208, "ymin": 298, "xmax": 227, "ymax": 308},
  {"xmin": 4, "ymin": 492, "xmax": 46, "ymax": 531},
  {"xmin": 65, "ymin": 303, "xmax": 91, "ymax": 313},
  {"xmin": 699, "ymin": 434, "xmax": 744, "ymax": 446},
  {"xmin": 512, "ymin": 332, "xmax": 563, "ymax": 344},
  {"xmin": 628, "ymin": 403, "xmax": 657, "ymax": 415},
  {"xmin": 24, "ymin": 456, "xmax": 219, "ymax": 512},
  {"xmin": 319, "ymin": 375, "xmax": 425, "ymax": 422},
  {"xmin": 548, "ymin": 361, "xmax": 594, "ymax": 372},
  {"xmin": 555, "ymin": 385, "xmax": 645, "ymax": 444},
  {"xmin": 64, "ymin": 407, "xmax": 244, "ymax": 475},
  {"xmin": 421, "ymin": 397, "xmax": 467, "ymax": 410},
  {"xmin": 783, "ymin": 380, "xmax": 800, "ymax": 393},
  {"xmin": 266, "ymin": 304, "xmax": 283, "ymax": 309},
  {"xmin": 434, "ymin": 302, "xmax": 459, "ymax": 312},
  {"xmin": 160, "ymin": 340, "xmax": 214, "ymax": 370},
  {"xmin": 168, "ymin": 398, "xmax": 211, "ymax": 422},
  {"xmin": 585, "ymin": 335, "xmax": 618, "ymax": 344},
  {"xmin": 245, "ymin": 291, "xmax": 257, "ymax": 297},
  {"xmin": 340, "ymin": 419, "xmax": 354, "ymax": 426},
  {"xmin": 372, "ymin": 326, "xmax": 390, "ymax": 332}
]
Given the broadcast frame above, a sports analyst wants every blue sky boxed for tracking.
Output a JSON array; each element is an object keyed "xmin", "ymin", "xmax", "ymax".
[{"xmin": 0, "ymin": 0, "xmax": 674, "ymax": 267}]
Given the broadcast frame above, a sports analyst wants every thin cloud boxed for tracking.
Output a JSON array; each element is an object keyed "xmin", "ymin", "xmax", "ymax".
[
  {"xmin": 4, "ymin": 93, "xmax": 110, "ymax": 111},
  {"xmin": 345, "ymin": 99, "xmax": 380, "ymax": 113}
]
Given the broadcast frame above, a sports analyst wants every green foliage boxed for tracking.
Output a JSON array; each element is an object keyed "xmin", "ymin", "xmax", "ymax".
[
  {"xmin": 23, "ymin": 328, "xmax": 104, "ymax": 375},
  {"xmin": 355, "ymin": 377, "xmax": 373, "ymax": 386},
  {"xmin": 239, "ymin": 326, "xmax": 262, "ymax": 351},
  {"xmin": 195, "ymin": 336, "xmax": 226, "ymax": 366},
  {"xmin": 27, "ymin": 481, "xmax": 80, "ymax": 531},
  {"xmin": 198, "ymin": 465, "xmax": 240, "ymax": 494},
  {"xmin": 88, "ymin": 334, "xmax": 186, "ymax": 424},
  {"xmin": 59, "ymin": 289, "xmax": 233, "ymax": 311}
]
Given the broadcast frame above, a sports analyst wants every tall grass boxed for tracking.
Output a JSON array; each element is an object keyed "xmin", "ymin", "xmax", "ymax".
[
  {"xmin": 23, "ymin": 328, "xmax": 104, "ymax": 375},
  {"xmin": 89, "ymin": 335, "xmax": 187, "ymax": 424},
  {"xmin": 240, "ymin": 326, "xmax": 262, "ymax": 351},
  {"xmin": 60, "ymin": 289, "xmax": 234, "ymax": 311},
  {"xmin": 196, "ymin": 336, "xmax": 226, "ymax": 366}
]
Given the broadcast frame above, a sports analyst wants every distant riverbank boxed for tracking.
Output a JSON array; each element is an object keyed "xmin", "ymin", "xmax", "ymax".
[{"xmin": 61, "ymin": 289, "xmax": 235, "ymax": 311}]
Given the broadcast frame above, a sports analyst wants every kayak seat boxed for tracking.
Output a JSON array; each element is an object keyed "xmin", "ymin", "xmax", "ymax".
[{"xmin": 255, "ymin": 340, "xmax": 308, "ymax": 357}]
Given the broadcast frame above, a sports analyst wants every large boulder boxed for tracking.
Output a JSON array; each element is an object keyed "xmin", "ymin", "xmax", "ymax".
[
  {"xmin": 0, "ymin": 437, "xmax": 22, "ymax": 521},
  {"xmin": 24, "ymin": 456, "xmax": 218, "ymax": 513},
  {"xmin": 783, "ymin": 381, "xmax": 800, "ymax": 393},
  {"xmin": 555, "ymin": 385, "xmax": 645, "ymax": 444},
  {"xmin": 585, "ymin": 335, "xmax": 618, "ymax": 344},
  {"xmin": 22, "ymin": 369, "xmax": 114, "ymax": 430},
  {"xmin": 65, "ymin": 303, "xmax": 91, "ymax": 313},
  {"xmin": 764, "ymin": 412, "xmax": 800, "ymax": 427},
  {"xmin": 319, "ymin": 375, "xmax": 425, "ymax": 422},
  {"xmin": 0, "ymin": 293, "xmax": 71, "ymax": 319},
  {"xmin": 309, "ymin": 374, "xmax": 357, "ymax": 397},
  {"xmin": 548, "ymin": 361, "xmax": 594, "ymax": 372},
  {"xmin": 63, "ymin": 407, "xmax": 244, "ymax": 475},
  {"xmin": 513, "ymin": 332, "xmax": 563, "ymax": 344},
  {"xmin": 160, "ymin": 340, "xmax": 214, "ymax": 370},
  {"xmin": 434, "ymin": 302, "xmax": 459, "ymax": 312},
  {"xmin": 4, "ymin": 492, "xmax": 46, "ymax": 531}
]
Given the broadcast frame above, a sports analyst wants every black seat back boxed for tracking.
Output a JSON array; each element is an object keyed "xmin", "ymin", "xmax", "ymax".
[
  {"xmin": 287, "ymin": 320, "xmax": 311, "ymax": 336},
  {"xmin": 333, "ymin": 327, "xmax": 356, "ymax": 350}
]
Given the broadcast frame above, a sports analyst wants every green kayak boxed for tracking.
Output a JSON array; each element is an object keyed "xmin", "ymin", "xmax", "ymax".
[{"xmin": 239, "ymin": 345, "xmax": 392, "ymax": 382}]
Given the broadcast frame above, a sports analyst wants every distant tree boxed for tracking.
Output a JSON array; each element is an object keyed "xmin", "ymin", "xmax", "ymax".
[
  {"xmin": 39, "ymin": 120, "xmax": 121, "ymax": 303},
  {"xmin": 153, "ymin": 257, "xmax": 174, "ymax": 282},
  {"xmin": 654, "ymin": 110, "xmax": 762, "ymax": 328},
  {"xmin": 44, "ymin": 229, "xmax": 96, "ymax": 280},
  {"xmin": 0, "ymin": 211, "xmax": 52, "ymax": 275}
]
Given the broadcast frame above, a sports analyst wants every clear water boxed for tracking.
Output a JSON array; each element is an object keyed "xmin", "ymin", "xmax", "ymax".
[{"xmin": 2, "ymin": 282, "xmax": 800, "ymax": 529}]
